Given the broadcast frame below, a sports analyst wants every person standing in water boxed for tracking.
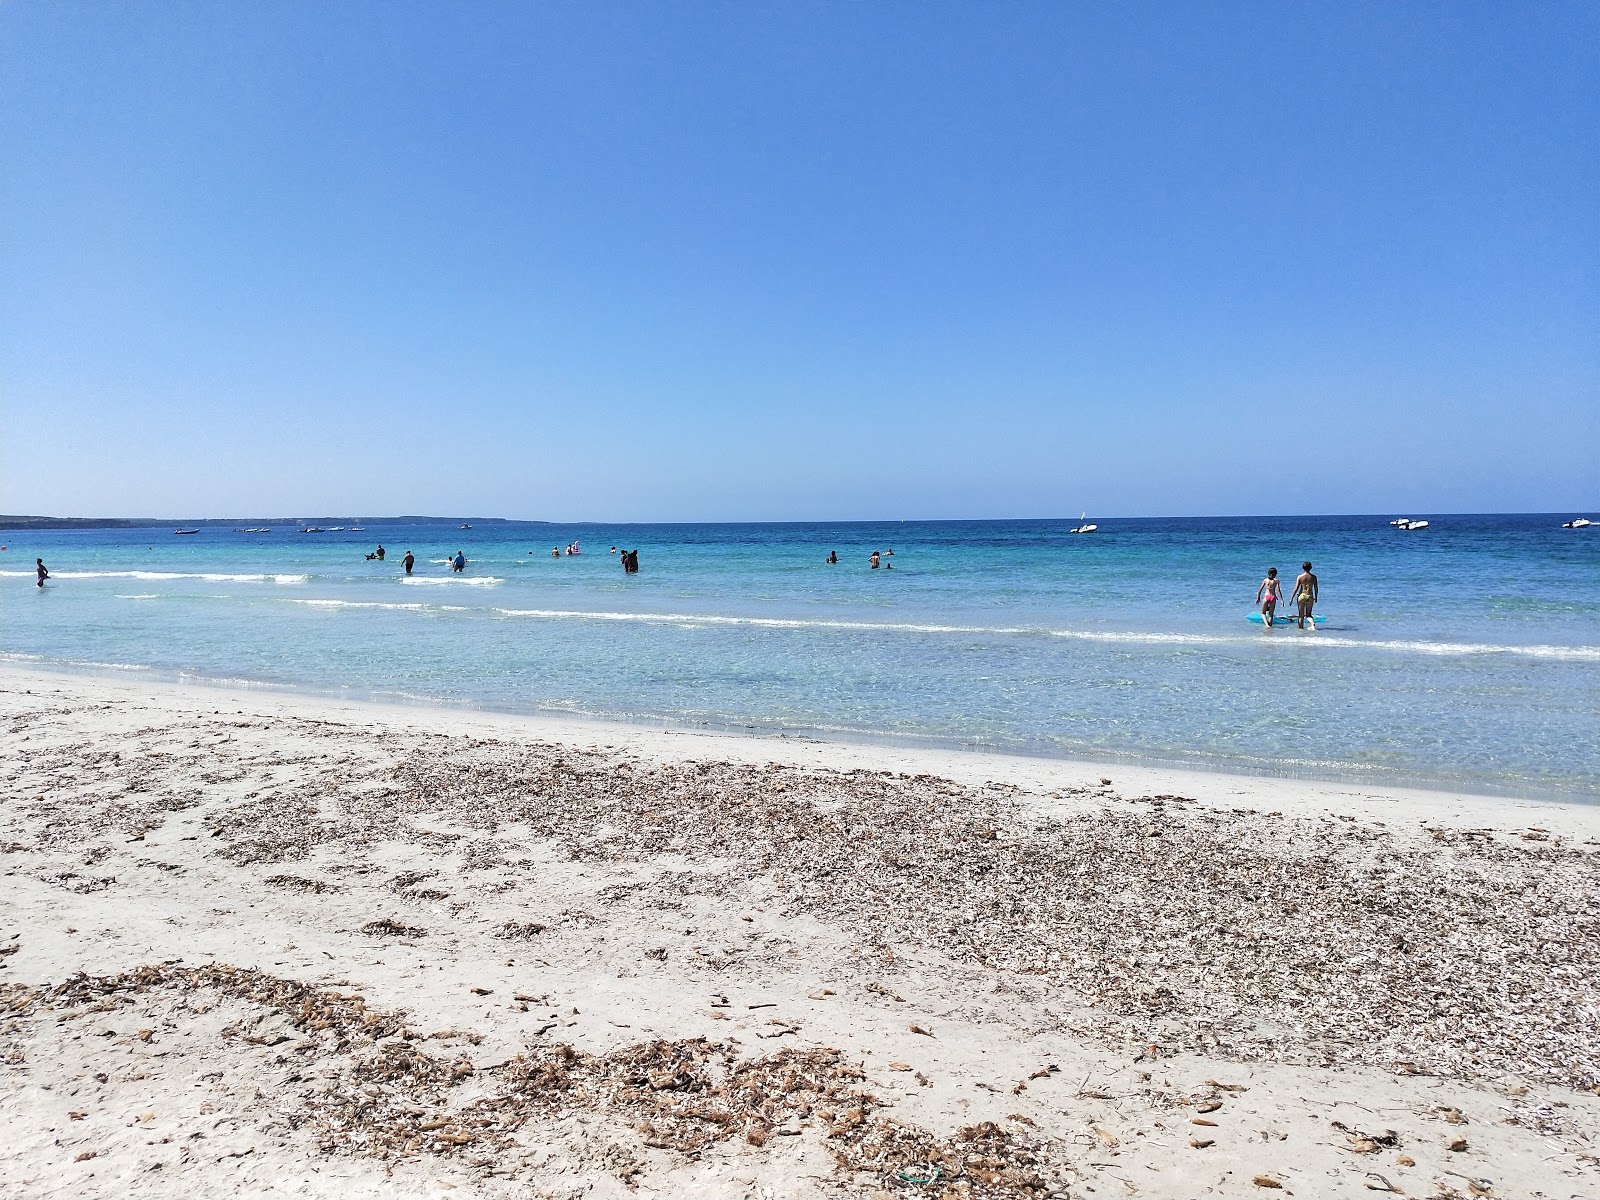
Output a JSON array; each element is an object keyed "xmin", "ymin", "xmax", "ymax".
[
  {"xmin": 869, "ymin": 550, "xmax": 881, "ymax": 569},
  {"xmin": 452, "ymin": 550, "xmax": 466, "ymax": 573},
  {"xmin": 35, "ymin": 558, "xmax": 49, "ymax": 588},
  {"xmin": 402, "ymin": 550, "xmax": 415, "ymax": 575},
  {"xmin": 1256, "ymin": 567, "xmax": 1283, "ymax": 627},
  {"xmin": 375, "ymin": 545, "xmax": 386, "ymax": 561},
  {"xmin": 1293, "ymin": 561, "xmax": 1319, "ymax": 629}
]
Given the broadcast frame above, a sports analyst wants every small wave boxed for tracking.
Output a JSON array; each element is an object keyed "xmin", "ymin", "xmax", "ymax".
[
  {"xmin": 1309, "ymin": 635, "xmax": 1600, "ymax": 662},
  {"xmin": 490, "ymin": 607, "xmax": 1240, "ymax": 643},
  {"xmin": 285, "ymin": 599, "xmax": 427, "ymax": 612},
  {"xmin": 489, "ymin": 607, "xmax": 1600, "ymax": 662},
  {"xmin": 401, "ymin": 576, "xmax": 501, "ymax": 587},
  {"xmin": 0, "ymin": 651, "xmax": 152, "ymax": 672},
  {"xmin": 115, "ymin": 593, "xmax": 161, "ymax": 600},
  {"xmin": 1, "ymin": 569, "xmax": 308, "ymax": 584}
]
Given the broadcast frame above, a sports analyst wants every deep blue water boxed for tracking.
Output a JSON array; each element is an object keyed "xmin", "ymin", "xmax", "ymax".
[{"xmin": 3, "ymin": 515, "xmax": 1597, "ymax": 799}]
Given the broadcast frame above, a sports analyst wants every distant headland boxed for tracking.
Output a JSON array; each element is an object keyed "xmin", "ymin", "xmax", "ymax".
[{"xmin": 0, "ymin": 515, "xmax": 533, "ymax": 530}]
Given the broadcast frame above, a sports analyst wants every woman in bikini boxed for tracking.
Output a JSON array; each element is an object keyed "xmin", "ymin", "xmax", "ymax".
[{"xmin": 1256, "ymin": 567, "xmax": 1283, "ymax": 627}]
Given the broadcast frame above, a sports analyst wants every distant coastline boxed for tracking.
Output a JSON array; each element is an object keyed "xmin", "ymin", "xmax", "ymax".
[{"xmin": 0, "ymin": 515, "xmax": 531, "ymax": 530}]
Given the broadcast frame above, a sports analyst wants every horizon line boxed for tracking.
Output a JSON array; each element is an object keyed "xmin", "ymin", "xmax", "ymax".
[{"xmin": 3, "ymin": 508, "xmax": 1595, "ymax": 529}]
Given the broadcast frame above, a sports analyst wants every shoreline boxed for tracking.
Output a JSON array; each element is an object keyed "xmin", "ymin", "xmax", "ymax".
[
  {"xmin": 4, "ymin": 656, "xmax": 1591, "ymax": 812},
  {"xmin": 3, "ymin": 663, "xmax": 1598, "ymax": 1197}
]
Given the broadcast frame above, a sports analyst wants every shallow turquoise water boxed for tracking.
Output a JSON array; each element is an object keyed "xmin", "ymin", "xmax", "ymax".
[{"xmin": 3, "ymin": 515, "xmax": 1596, "ymax": 798}]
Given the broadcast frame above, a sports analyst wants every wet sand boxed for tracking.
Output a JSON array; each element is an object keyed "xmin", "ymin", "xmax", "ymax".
[{"xmin": 2, "ymin": 663, "xmax": 1597, "ymax": 1199}]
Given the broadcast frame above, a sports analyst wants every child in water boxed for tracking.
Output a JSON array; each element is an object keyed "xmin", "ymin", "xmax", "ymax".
[{"xmin": 1256, "ymin": 567, "xmax": 1282, "ymax": 626}]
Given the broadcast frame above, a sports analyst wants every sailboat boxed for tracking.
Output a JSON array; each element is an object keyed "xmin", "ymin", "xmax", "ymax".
[{"xmin": 1069, "ymin": 512, "xmax": 1098, "ymax": 534}]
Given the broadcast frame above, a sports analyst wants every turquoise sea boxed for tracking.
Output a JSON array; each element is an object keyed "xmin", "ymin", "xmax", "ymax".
[{"xmin": 3, "ymin": 515, "xmax": 1597, "ymax": 800}]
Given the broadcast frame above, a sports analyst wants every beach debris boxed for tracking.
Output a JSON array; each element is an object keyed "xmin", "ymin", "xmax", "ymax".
[
  {"xmin": 361, "ymin": 918, "xmax": 426, "ymax": 938},
  {"xmin": 1448, "ymin": 1136, "xmax": 1468, "ymax": 1152},
  {"xmin": 1333, "ymin": 1120, "xmax": 1401, "ymax": 1153},
  {"xmin": 263, "ymin": 874, "xmax": 339, "ymax": 893},
  {"xmin": 386, "ymin": 870, "xmax": 436, "ymax": 892},
  {"xmin": 1253, "ymin": 1176, "xmax": 1283, "ymax": 1189},
  {"xmin": 1188, "ymin": 1136, "xmax": 1213, "ymax": 1148},
  {"xmin": 1197, "ymin": 1099, "xmax": 1222, "ymax": 1113},
  {"xmin": 887, "ymin": 1062, "xmax": 913, "ymax": 1072},
  {"xmin": 493, "ymin": 921, "xmax": 546, "ymax": 940},
  {"xmin": 74, "ymin": 1151, "xmax": 97, "ymax": 1162},
  {"xmin": 809, "ymin": 989, "xmax": 836, "ymax": 1000},
  {"xmin": 908, "ymin": 1024, "xmax": 933, "ymax": 1037}
]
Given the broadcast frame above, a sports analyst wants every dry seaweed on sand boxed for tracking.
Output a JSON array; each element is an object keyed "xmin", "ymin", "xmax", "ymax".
[
  {"xmin": 265, "ymin": 873, "xmax": 339, "ymax": 893},
  {"xmin": 362, "ymin": 918, "xmax": 427, "ymax": 938},
  {"xmin": 374, "ymin": 744, "xmax": 1600, "ymax": 1090},
  {"xmin": 15, "ymin": 962, "xmax": 1071, "ymax": 1193}
]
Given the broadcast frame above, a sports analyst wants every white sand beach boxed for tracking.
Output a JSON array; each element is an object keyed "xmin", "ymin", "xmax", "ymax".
[{"xmin": 2, "ymin": 662, "xmax": 1597, "ymax": 1199}]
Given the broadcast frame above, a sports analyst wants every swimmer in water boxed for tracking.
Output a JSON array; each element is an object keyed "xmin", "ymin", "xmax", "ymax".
[
  {"xmin": 869, "ymin": 551, "xmax": 880, "ymax": 569},
  {"xmin": 452, "ymin": 550, "xmax": 466, "ymax": 572},
  {"xmin": 35, "ymin": 558, "xmax": 49, "ymax": 588},
  {"xmin": 826, "ymin": 550, "xmax": 838, "ymax": 564},
  {"xmin": 402, "ymin": 550, "xmax": 415, "ymax": 575}
]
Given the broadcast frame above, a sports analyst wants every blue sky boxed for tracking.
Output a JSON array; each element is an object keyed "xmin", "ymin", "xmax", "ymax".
[{"xmin": 3, "ymin": 2, "xmax": 1595, "ymax": 520}]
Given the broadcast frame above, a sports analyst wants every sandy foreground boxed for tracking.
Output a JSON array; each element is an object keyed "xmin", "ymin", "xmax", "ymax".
[{"xmin": 1, "ymin": 664, "xmax": 1597, "ymax": 1200}]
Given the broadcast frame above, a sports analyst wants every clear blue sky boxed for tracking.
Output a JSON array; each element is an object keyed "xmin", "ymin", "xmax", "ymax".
[{"xmin": 3, "ymin": 2, "xmax": 1596, "ymax": 520}]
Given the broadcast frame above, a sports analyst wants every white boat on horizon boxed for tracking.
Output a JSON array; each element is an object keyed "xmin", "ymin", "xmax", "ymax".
[
  {"xmin": 1564, "ymin": 518, "xmax": 1593, "ymax": 528},
  {"xmin": 1069, "ymin": 512, "xmax": 1098, "ymax": 534}
]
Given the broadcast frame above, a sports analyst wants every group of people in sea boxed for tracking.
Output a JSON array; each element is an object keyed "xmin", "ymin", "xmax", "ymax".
[
  {"xmin": 380, "ymin": 543, "xmax": 638, "ymax": 576},
  {"xmin": 1257, "ymin": 561, "xmax": 1319, "ymax": 629},
  {"xmin": 826, "ymin": 549, "xmax": 894, "ymax": 569},
  {"xmin": 26, "ymin": 548, "xmax": 1325, "ymax": 633}
]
